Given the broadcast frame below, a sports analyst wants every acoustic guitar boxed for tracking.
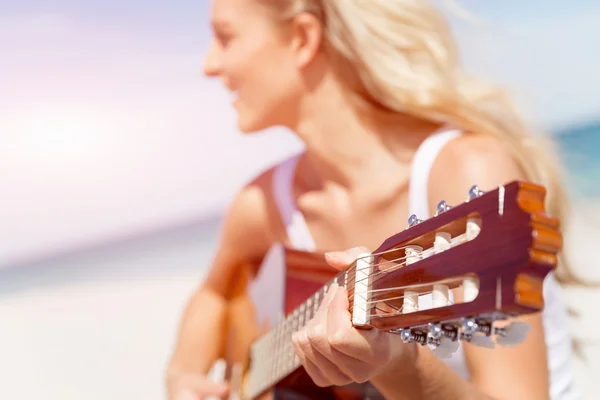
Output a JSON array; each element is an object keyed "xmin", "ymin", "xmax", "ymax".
[{"xmin": 207, "ymin": 181, "xmax": 562, "ymax": 399}]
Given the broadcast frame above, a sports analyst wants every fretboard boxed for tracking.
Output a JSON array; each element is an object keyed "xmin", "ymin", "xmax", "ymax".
[{"xmin": 246, "ymin": 270, "xmax": 352, "ymax": 398}]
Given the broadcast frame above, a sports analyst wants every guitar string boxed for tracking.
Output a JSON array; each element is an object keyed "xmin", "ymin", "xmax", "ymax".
[
  {"xmin": 346, "ymin": 232, "xmax": 472, "ymax": 289},
  {"xmin": 249, "ymin": 240, "xmax": 473, "ymax": 389}
]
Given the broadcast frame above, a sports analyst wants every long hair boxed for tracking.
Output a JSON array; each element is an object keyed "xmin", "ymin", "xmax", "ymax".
[{"xmin": 264, "ymin": 0, "xmax": 580, "ymax": 284}]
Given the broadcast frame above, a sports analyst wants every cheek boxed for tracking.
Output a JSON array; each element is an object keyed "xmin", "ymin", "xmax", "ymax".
[
  {"xmin": 223, "ymin": 37, "xmax": 300, "ymax": 130},
  {"xmin": 231, "ymin": 40, "xmax": 295, "ymax": 96},
  {"xmin": 253, "ymin": 58, "xmax": 298, "ymax": 116}
]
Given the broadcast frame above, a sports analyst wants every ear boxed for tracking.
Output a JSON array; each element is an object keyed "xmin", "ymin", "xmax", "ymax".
[{"xmin": 289, "ymin": 12, "xmax": 324, "ymax": 69}]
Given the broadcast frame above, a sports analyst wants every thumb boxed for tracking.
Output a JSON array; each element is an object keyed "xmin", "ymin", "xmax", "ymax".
[
  {"xmin": 202, "ymin": 380, "xmax": 229, "ymax": 397},
  {"xmin": 174, "ymin": 375, "xmax": 229, "ymax": 400},
  {"xmin": 324, "ymin": 246, "xmax": 371, "ymax": 270},
  {"xmin": 199, "ymin": 380, "xmax": 229, "ymax": 397}
]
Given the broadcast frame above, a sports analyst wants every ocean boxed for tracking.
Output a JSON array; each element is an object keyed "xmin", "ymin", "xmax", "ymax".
[{"xmin": 554, "ymin": 121, "xmax": 600, "ymax": 199}]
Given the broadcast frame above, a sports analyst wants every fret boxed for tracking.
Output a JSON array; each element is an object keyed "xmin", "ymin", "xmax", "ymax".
[
  {"xmin": 249, "ymin": 276, "xmax": 356, "ymax": 398},
  {"xmin": 283, "ymin": 315, "xmax": 291, "ymax": 374},
  {"xmin": 276, "ymin": 319, "xmax": 284, "ymax": 377},
  {"xmin": 313, "ymin": 290, "xmax": 321, "ymax": 314},
  {"xmin": 268, "ymin": 330, "xmax": 274, "ymax": 384},
  {"xmin": 299, "ymin": 302, "xmax": 306, "ymax": 327},
  {"xmin": 335, "ymin": 272, "xmax": 345, "ymax": 288},
  {"xmin": 292, "ymin": 308, "xmax": 299, "ymax": 331},
  {"xmin": 287, "ymin": 313, "xmax": 294, "ymax": 371},
  {"xmin": 286, "ymin": 315, "xmax": 293, "ymax": 370},
  {"xmin": 272, "ymin": 325, "xmax": 277, "ymax": 381},
  {"xmin": 344, "ymin": 269, "xmax": 348, "ymax": 288},
  {"xmin": 288, "ymin": 340, "xmax": 294, "ymax": 371},
  {"xmin": 306, "ymin": 297, "xmax": 313, "ymax": 320},
  {"xmin": 347, "ymin": 267, "xmax": 355, "ymax": 302}
]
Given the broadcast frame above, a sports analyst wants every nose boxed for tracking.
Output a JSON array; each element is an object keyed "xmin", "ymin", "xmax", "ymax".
[{"xmin": 203, "ymin": 40, "xmax": 221, "ymax": 77}]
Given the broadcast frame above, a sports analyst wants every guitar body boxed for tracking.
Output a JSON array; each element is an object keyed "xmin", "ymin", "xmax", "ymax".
[{"xmin": 217, "ymin": 244, "xmax": 385, "ymax": 400}]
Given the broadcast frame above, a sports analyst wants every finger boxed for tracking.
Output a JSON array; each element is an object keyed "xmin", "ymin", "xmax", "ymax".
[
  {"xmin": 305, "ymin": 314, "xmax": 369, "ymax": 384},
  {"xmin": 302, "ymin": 350, "xmax": 338, "ymax": 388},
  {"xmin": 173, "ymin": 374, "xmax": 229, "ymax": 400},
  {"xmin": 175, "ymin": 390, "xmax": 199, "ymax": 400},
  {"xmin": 307, "ymin": 287, "xmax": 378, "ymax": 383},
  {"xmin": 327, "ymin": 285, "xmax": 387, "ymax": 363},
  {"xmin": 292, "ymin": 330, "xmax": 333, "ymax": 387},
  {"xmin": 324, "ymin": 246, "xmax": 371, "ymax": 269},
  {"xmin": 292, "ymin": 329, "xmax": 353, "ymax": 387},
  {"xmin": 317, "ymin": 282, "xmax": 339, "ymax": 312}
]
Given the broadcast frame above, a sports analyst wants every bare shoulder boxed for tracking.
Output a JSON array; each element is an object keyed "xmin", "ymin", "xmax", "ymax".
[
  {"xmin": 201, "ymin": 163, "xmax": 285, "ymax": 296},
  {"xmin": 217, "ymin": 165, "xmax": 280, "ymax": 260},
  {"xmin": 429, "ymin": 134, "xmax": 550, "ymax": 398},
  {"xmin": 427, "ymin": 133, "xmax": 526, "ymax": 214}
]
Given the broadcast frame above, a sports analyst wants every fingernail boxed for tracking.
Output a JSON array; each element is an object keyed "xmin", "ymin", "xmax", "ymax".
[
  {"xmin": 176, "ymin": 390, "xmax": 198, "ymax": 400},
  {"xmin": 325, "ymin": 251, "xmax": 348, "ymax": 263}
]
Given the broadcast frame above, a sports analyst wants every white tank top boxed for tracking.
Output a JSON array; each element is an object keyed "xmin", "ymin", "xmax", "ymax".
[{"xmin": 272, "ymin": 128, "xmax": 580, "ymax": 399}]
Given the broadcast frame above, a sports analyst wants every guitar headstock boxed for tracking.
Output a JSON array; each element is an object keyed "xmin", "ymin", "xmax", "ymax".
[{"xmin": 347, "ymin": 181, "xmax": 562, "ymax": 356}]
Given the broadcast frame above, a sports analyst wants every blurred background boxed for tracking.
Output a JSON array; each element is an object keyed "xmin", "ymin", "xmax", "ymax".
[{"xmin": 1, "ymin": 0, "xmax": 598, "ymax": 399}]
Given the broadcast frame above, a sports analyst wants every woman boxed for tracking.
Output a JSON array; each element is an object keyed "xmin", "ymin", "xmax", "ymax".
[{"xmin": 166, "ymin": 0, "xmax": 579, "ymax": 399}]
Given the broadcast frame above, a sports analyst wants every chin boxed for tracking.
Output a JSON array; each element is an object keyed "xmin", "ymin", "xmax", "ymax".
[
  {"xmin": 236, "ymin": 114, "xmax": 273, "ymax": 134},
  {"xmin": 238, "ymin": 123, "xmax": 263, "ymax": 134}
]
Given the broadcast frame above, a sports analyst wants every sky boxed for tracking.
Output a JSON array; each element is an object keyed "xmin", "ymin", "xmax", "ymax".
[{"xmin": 1, "ymin": 0, "xmax": 599, "ymax": 267}]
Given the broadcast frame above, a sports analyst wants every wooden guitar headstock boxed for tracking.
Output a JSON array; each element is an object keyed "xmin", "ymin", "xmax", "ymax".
[
  {"xmin": 346, "ymin": 181, "xmax": 561, "ymax": 355},
  {"xmin": 240, "ymin": 181, "xmax": 562, "ymax": 399}
]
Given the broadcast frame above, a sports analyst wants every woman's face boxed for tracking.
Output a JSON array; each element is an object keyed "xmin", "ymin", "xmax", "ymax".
[{"xmin": 204, "ymin": 0, "xmax": 305, "ymax": 133}]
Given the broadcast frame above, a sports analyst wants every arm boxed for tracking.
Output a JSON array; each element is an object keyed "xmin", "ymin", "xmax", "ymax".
[
  {"xmin": 166, "ymin": 176, "xmax": 275, "ymax": 398},
  {"xmin": 293, "ymin": 134, "xmax": 551, "ymax": 400},
  {"xmin": 426, "ymin": 134, "xmax": 550, "ymax": 400},
  {"xmin": 374, "ymin": 135, "xmax": 550, "ymax": 399},
  {"xmin": 370, "ymin": 344, "xmax": 495, "ymax": 400}
]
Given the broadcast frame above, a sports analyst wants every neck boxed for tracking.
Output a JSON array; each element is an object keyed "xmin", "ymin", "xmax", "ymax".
[{"xmin": 288, "ymin": 80, "xmax": 440, "ymax": 189}]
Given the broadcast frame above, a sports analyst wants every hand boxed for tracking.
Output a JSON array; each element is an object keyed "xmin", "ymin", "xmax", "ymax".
[
  {"xmin": 166, "ymin": 370, "xmax": 229, "ymax": 400},
  {"xmin": 290, "ymin": 247, "xmax": 410, "ymax": 387}
]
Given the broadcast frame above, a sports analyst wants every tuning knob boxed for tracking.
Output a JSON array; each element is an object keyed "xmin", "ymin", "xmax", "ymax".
[
  {"xmin": 432, "ymin": 337, "xmax": 460, "ymax": 359},
  {"xmin": 428, "ymin": 323, "xmax": 442, "ymax": 339},
  {"xmin": 435, "ymin": 200, "xmax": 452, "ymax": 216},
  {"xmin": 400, "ymin": 329, "xmax": 412, "ymax": 343},
  {"xmin": 468, "ymin": 185, "xmax": 485, "ymax": 200},
  {"xmin": 408, "ymin": 214, "xmax": 423, "ymax": 227},
  {"xmin": 462, "ymin": 318, "xmax": 477, "ymax": 336},
  {"xmin": 469, "ymin": 334, "xmax": 496, "ymax": 349},
  {"xmin": 494, "ymin": 322, "xmax": 531, "ymax": 347}
]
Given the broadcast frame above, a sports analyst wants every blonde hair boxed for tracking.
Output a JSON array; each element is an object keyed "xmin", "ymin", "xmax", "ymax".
[{"xmin": 263, "ymin": 0, "xmax": 580, "ymax": 283}]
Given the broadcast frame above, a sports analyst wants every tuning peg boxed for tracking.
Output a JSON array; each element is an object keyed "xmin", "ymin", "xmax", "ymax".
[
  {"xmin": 468, "ymin": 334, "xmax": 496, "ymax": 349},
  {"xmin": 461, "ymin": 318, "xmax": 477, "ymax": 336},
  {"xmin": 468, "ymin": 185, "xmax": 485, "ymax": 200},
  {"xmin": 432, "ymin": 337, "xmax": 460, "ymax": 359},
  {"xmin": 408, "ymin": 214, "xmax": 423, "ymax": 227},
  {"xmin": 435, "ymin": 200, "xmax": 452, "ymax": 216},
  {"xmin": 428, "ymin": 323, "xmax": 442, "ymax": 339},
  {"xmin": 400, "ymin": 329, "xmax": 412, "ymax": 343},
  {"xmin": 494, "ymin": 322, "xmax": 531, "ymax": 347}
]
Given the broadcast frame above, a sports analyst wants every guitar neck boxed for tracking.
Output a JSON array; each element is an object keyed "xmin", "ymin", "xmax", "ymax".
[{"xmin": 246, "ymin": 270, "xmax": 350, "ymax": 398}]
